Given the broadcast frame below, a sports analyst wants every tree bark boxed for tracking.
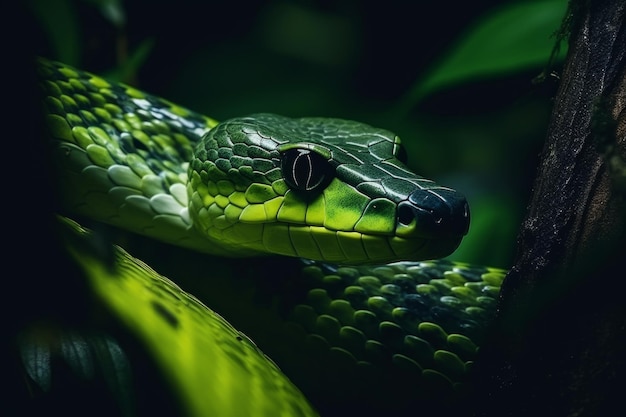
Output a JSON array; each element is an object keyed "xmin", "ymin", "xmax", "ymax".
[{"xmin": 472, "ymin": 1, "xmax": 626, "ymax": 416}]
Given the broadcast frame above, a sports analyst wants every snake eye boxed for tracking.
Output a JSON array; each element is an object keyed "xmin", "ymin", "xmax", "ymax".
[{"xmin": 281, "ymin": 148, "xmax": 334, "ymax": 193}]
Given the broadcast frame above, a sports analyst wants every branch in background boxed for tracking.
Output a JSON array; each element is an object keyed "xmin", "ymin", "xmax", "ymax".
[{"xmin": 472, "ymin": 1, "xmax": 625, "ymax": 416}]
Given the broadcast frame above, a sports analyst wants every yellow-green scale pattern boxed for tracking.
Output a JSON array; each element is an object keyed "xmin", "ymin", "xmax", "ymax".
[{"xmin": 40, "ymin": 58, "xmax": 224, "ymax": 253}]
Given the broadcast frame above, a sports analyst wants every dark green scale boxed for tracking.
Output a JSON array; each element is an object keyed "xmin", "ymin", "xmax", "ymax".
[{"xmin": 270, "ymin": 260, "xmax": 503, "ymax": 414}]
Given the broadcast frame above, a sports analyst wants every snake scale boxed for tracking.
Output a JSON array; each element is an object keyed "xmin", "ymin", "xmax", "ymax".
[{"xmin": 22, "ymin": 58, "xmax": 507, "ymax": 417}]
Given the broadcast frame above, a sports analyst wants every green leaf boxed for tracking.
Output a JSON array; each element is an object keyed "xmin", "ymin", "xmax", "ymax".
[
  {"xmin": 397, "ymin": 0, "xmax": 569, "ymax": 114},
  {"xmin": 104, "ymin": 38, "xmax": 155, "ymax": 83},
  {"xmin": 83, "ymin": 0, "xmax": 126, "ymax": 27}
]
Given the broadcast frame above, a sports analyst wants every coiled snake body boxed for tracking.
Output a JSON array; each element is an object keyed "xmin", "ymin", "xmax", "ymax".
[{"xmin": 30, "ymin": 58, "xmax": 506, "ymax": 416}]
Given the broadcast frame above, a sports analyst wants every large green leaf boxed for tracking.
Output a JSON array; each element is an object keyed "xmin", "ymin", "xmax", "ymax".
[{"xmin": 397, "ymin": 0, "xmax": 569, "ymax": 113}]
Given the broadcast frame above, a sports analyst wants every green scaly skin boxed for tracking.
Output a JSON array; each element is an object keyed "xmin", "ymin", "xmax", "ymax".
[
  {"xmin": 42, "ymin": 58, "xmax": 469, "ymax": 264},
  {"xmin": 55, "ymin": 217, "xmax": 318, "ymax": 417},
  {"xmin": 35, "ymin": 58, "xmax": 507, "ymax": 416}
]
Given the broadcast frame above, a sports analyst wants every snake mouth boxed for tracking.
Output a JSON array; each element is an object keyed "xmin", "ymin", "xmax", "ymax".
[
  {"xmin": 255, "ymin": 223, "xmax": 465, "ymax": 265},
  {"xmin": 190, "ymin": 176, "xmax": 470, "ymax": 264}
]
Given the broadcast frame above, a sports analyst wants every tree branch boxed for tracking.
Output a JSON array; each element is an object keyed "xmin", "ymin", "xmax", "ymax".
[{"xmin": 472, "ymin": 1, "xmax": 626, "ymax": 416}]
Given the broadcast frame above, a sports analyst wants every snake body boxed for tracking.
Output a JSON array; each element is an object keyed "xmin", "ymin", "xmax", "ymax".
[{"xmin": 33, "ymin": 58, "xmax": 506, "ymax": 416}]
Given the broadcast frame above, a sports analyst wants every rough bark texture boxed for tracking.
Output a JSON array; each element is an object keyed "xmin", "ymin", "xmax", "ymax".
[{"xmin": 471, "ymin": 1, "xmax": 626, "ymax": 416}]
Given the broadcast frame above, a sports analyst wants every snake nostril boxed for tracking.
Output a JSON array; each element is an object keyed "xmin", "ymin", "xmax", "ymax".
[
  {"xmin": 398, "ymin": 188, "xmax": 470, "ymax": 236},
  {"xmin": 397, "ymin": 204, "xmax": 416, "ymax": 225}
]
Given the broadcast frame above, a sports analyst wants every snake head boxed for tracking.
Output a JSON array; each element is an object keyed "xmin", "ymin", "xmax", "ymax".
[{"xmin": 189, "ymin": 113, "xmax": 469, "ymax": 264}]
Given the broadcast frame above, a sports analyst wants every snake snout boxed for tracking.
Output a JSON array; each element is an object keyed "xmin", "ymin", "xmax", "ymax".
[{"xmin": 398, "ymin": 188, "xmax": 470, "ymax": 237}]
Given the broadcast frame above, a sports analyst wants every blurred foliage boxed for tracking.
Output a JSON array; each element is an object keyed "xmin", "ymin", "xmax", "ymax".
[
  {"xmin": 28, "ymin": 0, "xmax": 569, "ymax": 268},
  {"xmin": 399, "ymin": 0, "xmax": 568, "ymax": 110}
]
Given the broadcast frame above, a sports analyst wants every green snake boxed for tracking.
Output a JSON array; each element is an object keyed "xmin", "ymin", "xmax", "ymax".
[{"xmin": 27, "ymin": 58, "xmax": 507, "ymax": 416}]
